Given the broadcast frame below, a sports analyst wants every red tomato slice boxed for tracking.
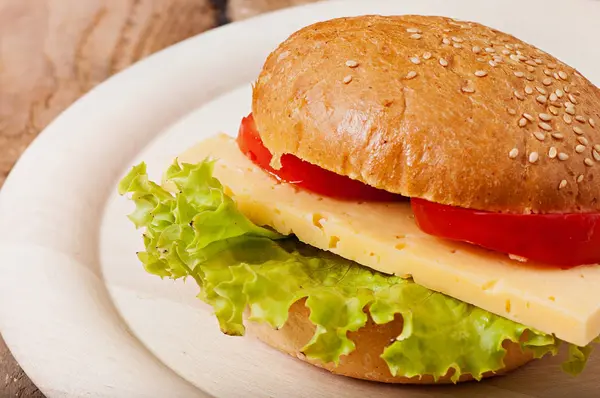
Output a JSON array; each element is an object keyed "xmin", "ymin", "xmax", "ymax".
[
  {"xmin": 411, "ymin": 198, "xmax": 600, "ymax": 267},
  {"xmin": 237, "ymin": 113, "xmax": 400, "ymax": 201},
  {"xmin": 237, "ymin": 113, "xmax": 600, "ymax": 267}
]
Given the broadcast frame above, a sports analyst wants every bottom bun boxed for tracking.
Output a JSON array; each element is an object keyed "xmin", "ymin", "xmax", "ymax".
[{"xmin": 247, "ymin": 299, "xmax": 534, "ymax": 384}]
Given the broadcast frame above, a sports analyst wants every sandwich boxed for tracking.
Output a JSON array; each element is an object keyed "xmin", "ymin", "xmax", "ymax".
[{"xmin": 119, "ymin": 15, "xmax": 600, "ymax": 384}]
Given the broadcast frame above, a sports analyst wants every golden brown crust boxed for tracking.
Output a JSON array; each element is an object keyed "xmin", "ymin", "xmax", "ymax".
[
  {"xmin": 247, "ymin": 300, "xmax": 533, "ymax": 384},
  {"xmin": 252, "ymin": 15, "xmax": 600, "ymax": 213}
]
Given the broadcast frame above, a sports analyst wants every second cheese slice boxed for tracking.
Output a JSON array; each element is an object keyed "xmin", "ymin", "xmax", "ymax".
[{"xmin": 176, "ymin": 134, "xmax": 600, "ymax": 346}]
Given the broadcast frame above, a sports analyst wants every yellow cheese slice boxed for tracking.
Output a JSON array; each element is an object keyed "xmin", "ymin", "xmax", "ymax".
[{"xmin": 177, "ymin": 134, "xmax": 600, "ymax": 346}]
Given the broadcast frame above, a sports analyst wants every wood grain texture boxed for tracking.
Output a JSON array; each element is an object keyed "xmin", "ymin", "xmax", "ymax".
[
  {"xmin": 227, "ymin": 0, "xmax": 320, "ymax": 21},
  {"xmin": 0, "ymin": 0, "xmax": 217, "ymax": 395},
  {"xmin": 0, "ymin": 0, "xmax": 217, "ymax": 187}
]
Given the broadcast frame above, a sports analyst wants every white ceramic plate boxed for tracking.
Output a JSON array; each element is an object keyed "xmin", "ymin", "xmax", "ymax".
[{"xmin": 2, "ymin": 0, "xmax": 600, "ymax": 397}]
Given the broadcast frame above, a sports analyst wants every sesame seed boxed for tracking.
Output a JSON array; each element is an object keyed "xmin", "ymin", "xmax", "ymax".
[
  {"xmin": 517, "ymin": 54, "xmax": 527, "ymax": 61},
  {"xmin": 442, "ymin": 38, "xmax": 451, "ymax": 45},
  {"xmin": 502, "ymin": 49, "xmax": 511, "ymax": 55},
  {"xmin": 559, "ymin": 71, "xmax": 568, "ymax": 80},
  {"xmin": 559, "ymin": 180, "xmax": 568, "ymax": 190},
  {"xmin": 534, "ymin": 58, "xmax": 543, "ymax": 65},
  {"xmin": 439, "ymin": 58, "xmax": 448, "ymax": 67},
  {"xmin": 476, "ymin": 57, "xmax": 485, "ymax": 62},
  {"xmin": 584, "ymin": 158, "xmax": 594, "ymax": 167},
  {"xmin": 411, "ymin": 33, "xmax": 422, "ymax": 39},
  {"xmin": 548, "ymin": 63, "xmax": 557, "ymax": 69},
  {"xmin": 525, "ymin": 75, "xmax": 535, "ymax": 81},
  {"xmin": 539, "ymin": 113, "xmax": 552, "ymax": 121},
  {"xmin": 485, "ymin": 47, "xmax": 495, "ymax": 53},
  {"xmin": 343, "ymin": 75, "xmax": 353, "ymax": 84},
  {"xmin": 594, "ymin": 150, "xmax": 600, "ymax": 162},
  {"xmin": 407, "ymin": 28, "xmax": 421, "ymax": 33},
  {"xmin": 568, "ymin": 94, "xmax": 578, "ymax": 104},
  {"xmin": 549, "ymin": 106, "xmax": 559, "ymax": 116},
  {"xmin": 542, "ymin": 78, "xmax": 553, "ymax": 86},
  {"xmin": 510, "ymin": 54, "xmax": 520, "ymax": 62},
  {"xmin": 525, "ymin": 86, "xmax": 534, "ymax": 95},
  {"xmin": 410, "ymin": 56, "xmax": 421, "ymax": 65},
  {"xmin": 536, "ymin": 95, "xmax": 548, "ymax": 104},
  {"xmin": 475, "ymin": 70, "xmax": 488, "ymax": 77},
  {"xmin": 345, "ymin": 60, "xmax": 359, "ymax": 68},
  {"xmin": 558, "ymin": 152, "xmax": 569, "ymax": 161},
  {"xmin": 595, "ymin": 144, "xmax": 600, "ymax": 152},
  {"xmin": 564, "ymin": 115, "xmax": 573, "ymax": 124},
  {"xmin": 515, "ymin": 43, "xmax": 523, "ymax": 49},
  {"xmin": 509, "ymin": 148, "xmax": 519, "ymax": 159},
  {"xmin": 576, "ymin": 115, "xmax": 587, "ymax": 123},
  {"xmin": 527, "ymin": 66, "xmax": 536, "ymax": 73},
  {"xmin": 494, "ymin": 56, "xmax": 504, "ymax": 63},
  {"xmin": 489, "ymin": 60, "xmax": 497, "ymax": 67},
  {"xmin": 452, "ymin": 36, "xmax": 463, "ymax": 43},
  {"xmin": 549, "ymin": 93, "xmax": 558, "ymax": 102},
  {"xmin": 423, "ymin": 52, "xmax": 432, "ymax": 60},
  {"xmin": 462, "ymin": 85, "xmax": 475, "ymax": 93},
  {"xmin": 554, "ymin": 72, "xmax": 560, "ymax": 80},
  {"xmin": 514, "ymin": 90, "xmax": 525, "ymax": 100},
  {"xmin": 514, "ymin": 71, "xmax": 525, "ymax": 78},
  {"xmin": 578, "ymin": 136, "xmax": 589, "ymax": 145},
  {"xmin": 472, "ymin": 46, "xmax": 481, "ymax": 54},
  {"xmin": 525, "ymin": 60, "xmax": 536, "ymax": 67},
  {"xmin": 516, "ymin": 50, "xmax": 523, "ymax": 55},
  {"xmin": 518, "ymin": 118, "xmax": 528, "ymax": 127},
  {"xmin": 590, "ymin": 118, "xmax": 596, "ymax": 128},
  {"xmin": 573, "ymin": 126, "xmax": 585, "ymax": 135},
  {"xmin": 544, "ymin": 69, "xmax": 552, "ymax": 76},
  {"xmin": 536, "ymin": 87, "xmax": 547, "ymax": 95},
  {"xmin": 565, "ymin": 107, "xmax": 576, "ymax": 115},
  {"xmin": 529, "ymin": 152, "xmax": 539, "ymax": 163},
  {"xmin": 551, "ymin": 132, "xmax": 564, "ymax": 140},
  {"xmin": 564, "ymin": 101, "xmax": 574, "ymax": 108},
  {"xmin": 556, "ymin": 89, "xmax": 564, "ymax": 98},
  {"xmin": 453, "ymin": 43, "xmax": 463, "ymax": 49},
  {"xmin": 533, "ymin": 131, "xmax": 546, "ymax": 141},
  {"xmin": 507, "ymin": 108, "xmax": 517, "ymax": 115},
  {"xmin": 405, "ymin": 71, "xmax": 418, "ymax": 80},
  {"xmin": 577, "ymin": 174, "xmax": 585, "ymax": 183},
  {"xmin": 549, "ymin": 147, "xmax": 558, "ymax": 158},
  {"xmin": 523, "ymin": 113, "xmax": 534, "ymax": 122},
  {"xmin": 505, "ymin": 44, "xmax": 514, "ymax": 50},
  {"xmin": 539, "ymin": 122, "xmax": 552, "ymax": 131},
  {"xmin": 576, "ymin": 145, "xmax": 586, "ymax": 153}
]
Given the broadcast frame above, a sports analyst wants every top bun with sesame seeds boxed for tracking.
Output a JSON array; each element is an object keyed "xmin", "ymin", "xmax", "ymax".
[{"xmin": 252, "ymin": 15, "xmax": 600, "ymax": 213}]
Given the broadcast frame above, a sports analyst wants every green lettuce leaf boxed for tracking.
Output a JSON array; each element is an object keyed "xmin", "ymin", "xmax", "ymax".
[{"xmin": 120, "ymin": 160, "xmax": 593, "ymax": 382}]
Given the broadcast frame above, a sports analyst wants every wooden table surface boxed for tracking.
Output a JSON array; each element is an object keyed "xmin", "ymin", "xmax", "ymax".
[{"xmin": 0, "ymin": 0, "xmax": 317, "ymax": 396}]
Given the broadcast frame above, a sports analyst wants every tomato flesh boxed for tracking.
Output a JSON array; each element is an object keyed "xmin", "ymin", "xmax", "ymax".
[
  {"xmin": 237, "ymin": 114, "xmax": 400, "ymax": 201},
  {"xmin": 237, "ymin": 113, "xmax": 600, "ymax": 267},
  {"xmin": 412, "ymin": 198, "xmax": 600, "ymax": 267}
]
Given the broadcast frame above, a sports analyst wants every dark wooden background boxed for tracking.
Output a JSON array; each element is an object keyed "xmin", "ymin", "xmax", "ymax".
[{"xmin": 0, "ymin": 0, "xmax": 317, "ymax": 395}]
